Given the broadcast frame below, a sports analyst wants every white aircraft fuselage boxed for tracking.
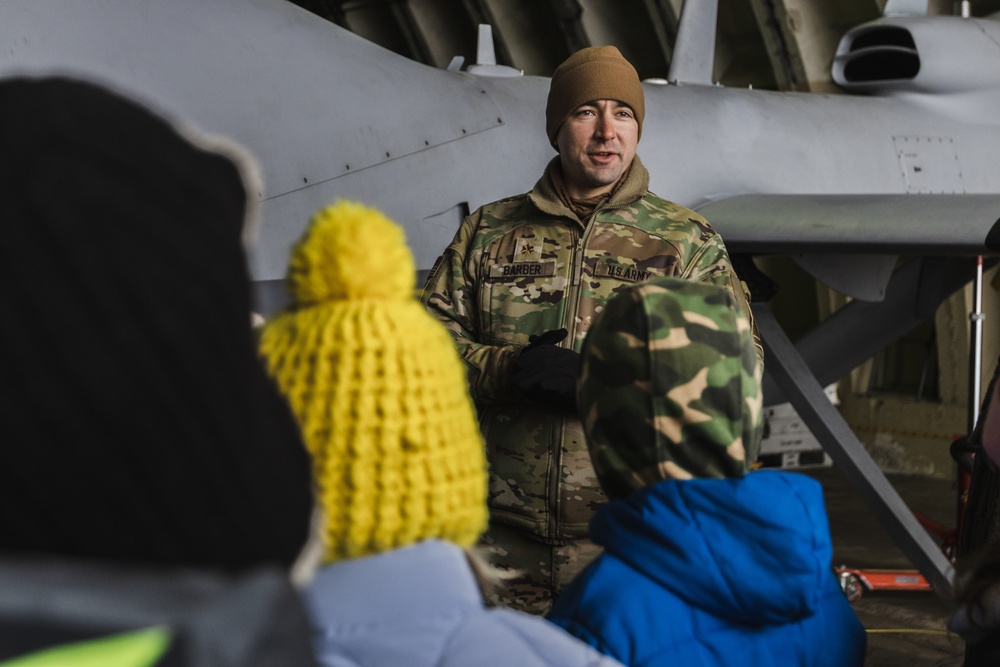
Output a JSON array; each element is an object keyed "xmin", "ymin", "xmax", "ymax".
[{"xmin": 2, "ymin": 0, "xmax": 1000, "ymax": 286}]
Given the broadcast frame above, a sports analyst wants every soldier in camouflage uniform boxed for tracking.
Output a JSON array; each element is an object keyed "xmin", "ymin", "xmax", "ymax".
[
  {"xmin": 420, "ymin": 45, "xmax": 759, "ymax": 614},
  {"xmin": 547, "ymin": 276, "xmax": 867, "ymax": 667}
]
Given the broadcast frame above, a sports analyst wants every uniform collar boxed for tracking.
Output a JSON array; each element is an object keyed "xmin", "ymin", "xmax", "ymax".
[{"xmin": 529, "ymin": 154, "xmax": 650, "ymax": 223}]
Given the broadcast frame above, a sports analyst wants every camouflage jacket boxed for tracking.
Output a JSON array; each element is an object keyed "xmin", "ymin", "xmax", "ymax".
[{"xmin": 420, "ymin": 155, "xmax": 756, "ymax": 542}]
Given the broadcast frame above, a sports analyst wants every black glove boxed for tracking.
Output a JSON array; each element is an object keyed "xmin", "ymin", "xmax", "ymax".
[{"xmin": 511, "ymin": 328, "xmax": 580, "ymax": 413}]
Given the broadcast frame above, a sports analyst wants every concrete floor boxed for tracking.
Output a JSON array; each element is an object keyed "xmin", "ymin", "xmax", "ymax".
[{"xmin": 798, "ymin": 465, "xmax": 967, "ymax": 666}]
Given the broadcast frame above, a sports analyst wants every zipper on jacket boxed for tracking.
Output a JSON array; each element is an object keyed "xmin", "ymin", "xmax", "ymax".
[
  {"xmin": 564, "ymin": 202, "xmax": 628, "ymax": 346},
  {"xmin": 550, "ymin": 216, "xmax": 586, "ymax": 543},
  {"xmin": 563, "ymin": 218, "xmax": 591, "ymax": 342}
]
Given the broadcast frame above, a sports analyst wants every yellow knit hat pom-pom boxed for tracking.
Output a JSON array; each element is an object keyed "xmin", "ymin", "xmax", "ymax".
[{"xmin": 287, "ymin": 200, "xmax": 415, "ymax": 305}]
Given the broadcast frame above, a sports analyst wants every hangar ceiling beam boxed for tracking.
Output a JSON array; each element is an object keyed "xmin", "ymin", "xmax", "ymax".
[
  {"xmin": 746, "ymin": 0, "xmax": 809, "ymax": 91},
  {"xmin": 640, "ymin": 0, "xmax": 681, "ymax": 74}
]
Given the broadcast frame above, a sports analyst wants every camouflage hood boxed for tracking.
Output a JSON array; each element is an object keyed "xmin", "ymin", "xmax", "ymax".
[{"xmin": 578, "ymin": 276, "xmax": 763, "ymax": 499}]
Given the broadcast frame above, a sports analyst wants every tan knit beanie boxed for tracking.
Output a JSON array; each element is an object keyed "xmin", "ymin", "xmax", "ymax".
[{"xmin": 545, "ymin": 45, "xmax": 645, "ymax": 145}]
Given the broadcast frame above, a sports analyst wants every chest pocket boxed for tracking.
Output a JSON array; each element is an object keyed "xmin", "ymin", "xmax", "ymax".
[
  {"xmin": 477, "ymin": 226, "xmax": 576, "ymax": 343},
  {"xmin": 573, "ymin": 223, "xmax": 683, "ymax": 338},
  {"xmin": 582, "ymin": 222, "xmax": 682, "ymax": 285}
]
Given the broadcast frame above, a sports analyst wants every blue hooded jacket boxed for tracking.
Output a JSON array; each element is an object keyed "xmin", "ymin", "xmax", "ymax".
[{"xmin": 547, "ymin": 470, "xmax": 867, "ymax": 666}]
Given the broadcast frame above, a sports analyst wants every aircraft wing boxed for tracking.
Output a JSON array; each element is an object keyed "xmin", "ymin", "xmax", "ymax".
[
  {"xmin": 699, "ymin": 193, "xmax": 1000, "ymax": 301},
  {"xmin": 699, "ymin": 193, "xmax": 1000, "ymax": 255}
]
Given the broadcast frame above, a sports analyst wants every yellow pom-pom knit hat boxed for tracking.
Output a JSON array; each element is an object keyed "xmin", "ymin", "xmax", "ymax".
[{"xmin": 259, "ymin": 201, "xmax": 488, "ymax": 563}]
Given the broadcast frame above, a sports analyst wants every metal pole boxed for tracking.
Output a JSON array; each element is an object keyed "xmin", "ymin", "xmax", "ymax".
[
  {"xmin": 970, "ymin": 256, "xmax": 985, "ymax": 433},
  {"xmin": 753, "ymin": 305, "xmax": 956, "ymax": 600},
  {"xmin": 956, "ymin": 257, "xmax": 985, "ymax": 559}
]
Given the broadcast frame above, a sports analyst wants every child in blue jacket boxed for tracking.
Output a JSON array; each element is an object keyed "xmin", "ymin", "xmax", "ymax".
[{"xmin": 547, "ymin": 276, "xmax": 867, "ymax": 666}]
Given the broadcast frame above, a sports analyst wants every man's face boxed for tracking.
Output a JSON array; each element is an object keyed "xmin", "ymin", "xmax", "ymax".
[{"xmin": 555, "ymin": 99, "xmax": 638, "ymax": 200}]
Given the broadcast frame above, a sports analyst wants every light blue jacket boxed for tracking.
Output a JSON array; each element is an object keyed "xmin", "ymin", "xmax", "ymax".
[
  {"xmin": 547, "ymin": 471, "xmax": 867, "ymax": 667},
  {"xmin": 303, "ymin": 539, "xmax": 623, "ymax": 667}
]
